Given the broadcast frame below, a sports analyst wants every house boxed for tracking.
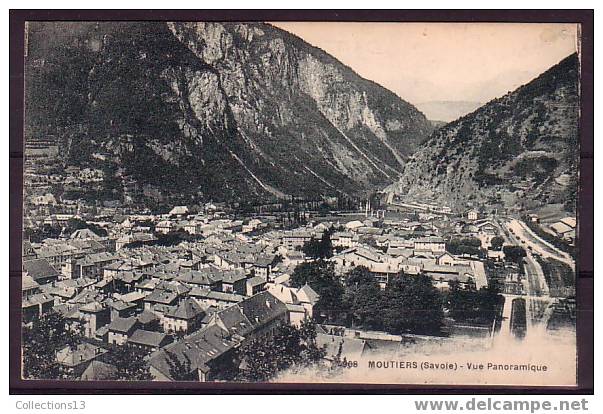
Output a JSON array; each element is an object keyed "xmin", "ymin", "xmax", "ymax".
[
  {"xmin": 108, "ymin": 299, "xmax": 138, "ymax": 320},
  {"xmin": 56, "ymin": 342, "xmax": 108, "ymax": 377},
  {"xmin": 344, "ymin": 220, "xmax": 364, "ymax": 230},
  {"xmin": 267, "ymin": 283, "xmax": 319, "ymax": 326},
  {"xmin": 476, "ymin": 220, "xmax": 498, "ymax": 236},
  {"xmin": 184, "ymin": 221, "xmax": 203, "ymax": 235},
  {"xmin": 143, "ymin": 289, "xmax": 179, "ymax": 312},
  {"xmin": 550, "ymin": 221, "xmax": 574, "ymax": 239},
  {"xmin": 23, "ymin": 258, "xmax": 61, "ymax": 285},
  {"xmin": 220, "ymin": 269, "xmax": 248, "ymax": 295},
  {"xmin": 169, "ymin": 206, "xmax": 189, "ymax": 218},
  {"xmin": 550, "ymin": 217, "xmax": 576, "ymax": 243},
  {"xmin": 467, "ymin": 209, "xmax": 479, "ymax": 221},
  {"xmin": 107, "ymin": 317, "xmax": 139, "ymax": 345},
  {"xmin": 155, "ymin": 220, "xmax": 174, "ymax": 234},
  {"xmin": 136, "ymin": 310, "xmax": 161, "ymax": 331},
  {"xmin": 115, "ymin": 233, "xmax": 156, "ymax": 251},
  {"xmin": 436, "ymin": 252, "xmax": 458, "ymax": 266},
  {"xmin": 23, "ymin": 240, "xmax": 38, "ymax": 261},
  {"xmin": 527, "ymin": 214, "xmax": 540, "ymax": 223},
  {"xmin": 413, "ymin": 237, "xmax": 446, "ymax": 253},
  {"xmin": 332, "ymin": 247, "xmax": 382, "ymax": 270},
  {"xmin": 128, "ymin": 329, "xmax": 173, "ymax": 352},
  {"xmin": 79, "ymin": 302, "xmax": 111, "ymax": 338},
  {"xmin": 148, "ymin": 324, "xmax": 241, "ymax": 381},
  {"xmin": 316, "ymin": 333, "xmax": 370, "ymax": 363},
  {"xmin": 22, "ymin": 274, "xmax": 40, "ymax": 299},
  {"xmin": 148, "ymin": 292, "xmax": 288, "ymax": 381},
  {"xmin": 22, "ymin": 293, "xmax": 55, "ymax": 323},
  {"xmin": 331, "ymin": 232, "xmax": 358, "ymax": 249},
  {"xmin": 560, "ymin": 217, "xmax": 577, "ymax": 229},
  {"xmin": 80, "ymin": 360, "xmax": 118, "ymax": 381},
  {"xmin": 70, "ymin": 228, "xmax": 103, "ymax": 242},
  {"xmin": 281, "ymin": 231, "xmax": 313, "ymax": 250},
  {"xmin": 118, "ymin": 291, "xmax": 148, "ymax": 310},
  {"xmin": 251, "ymin": 256, "xmax": 274, "ymax": 281},
  {"xmin": 175, "ymin": 269, "xmax": 222, "ymax": 290},
  {"xmin": 246, "ymin": 275, "xmax": 267, "ymax": 297},
  {"xmin": 31, "ymin": 193, "xmax": 57, "ymax": 206},
  {"xmin": 68, "ymin": 252, "xmax": 117, "ymax": 280},
  {"xmin": 163, "ymin": 297, "xmax": 206, "ymax": 334},
  {"xmin": 189, "ymin": 288, "xmax": 245, "ymax": 310},
  {"xmin": 422, "ymin": 264, "xmax": 476, "ymax": 290}
]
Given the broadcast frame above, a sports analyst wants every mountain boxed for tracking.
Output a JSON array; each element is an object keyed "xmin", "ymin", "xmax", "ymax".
[
  {"xmin": 25, "ymin": 22, "xmax": 433, "ymax": 203},
  {"xmin": 392, "ymin": 54, "xmax": 579, "ymax": 213},
  {"xmin": 414, "ymin": 101, "xmax": 483, "ymax": 123}
]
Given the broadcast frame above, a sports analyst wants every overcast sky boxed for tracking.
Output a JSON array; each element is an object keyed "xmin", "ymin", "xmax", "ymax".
[{"xmin": 272, "ymin": 22, "xmax": 579, "ymax": 105}]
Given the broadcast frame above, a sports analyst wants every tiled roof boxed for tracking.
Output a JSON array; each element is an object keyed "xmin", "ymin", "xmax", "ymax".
[
  {"xmin": 165, "ymin": 298, "xmax": 205, "ymax": 320},
  {"xmin": 107, "ymin": 317, "xmax": 138, "ymax": 333},
  {"xmin": 128, "ymin": 329, "xmax": 170, "ymax": 347},
  {"xmin": 22, "ymin": 258, "xmax": 60, "ymax": 281}
]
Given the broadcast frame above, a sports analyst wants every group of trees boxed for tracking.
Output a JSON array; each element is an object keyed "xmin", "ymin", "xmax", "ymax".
[
  {"xmin": 502, "ymin": 245, "xmax": 527, "ymax": 264},
  {"xmin": 24, "ymin": 218, "xmax": 108, "ymax": 243},
  {"xmin": 290, "ymin": 263, "xmax": 445, "ymax": 336},
  {"xmin": 446, "ymin": 280, "xmax": 503, "ymax": 324},
  {"xmin": 301, "ymin": 229, "xmax": 334, "ymax": 259},
  {"xmin": 65, "ymin": 217, "xmax": 108, "ymax": 237},
  {"xmin": 236, "ymin": 320, "xmax": 325, "ymax": 382},
  {"xmin": 22, "ymin": 312, "xmax": 82, "ymax": 379},
  {"xmin": 447, "ymin": 237, "xmax": 483, "ymax": 257},
  {"xmin": 343, "ymin": 267, "xmax": 444, "ymax": 335},
  {"xmin": 290, "ymin": 260, "xmax": 345, "ymax": 318},
  {"xmin": 490, "ymin": 236, "xmax": 505, "ymax": 251},
  {"xmin": 24, "ymin": 224, "xmax": 62, "ymax": 243},
  {"xmin": 22, "ymin": 312, "xmax": 152, "ymax": 381}
]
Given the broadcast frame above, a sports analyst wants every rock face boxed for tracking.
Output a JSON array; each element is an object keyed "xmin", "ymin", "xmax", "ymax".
[
  {"xmin": 25, "ymin": 22, "xmax": 432, "ymax": 202},
  {"xmin": 392, "ymin": 54, "xmax": 579, "ymax": 213}
]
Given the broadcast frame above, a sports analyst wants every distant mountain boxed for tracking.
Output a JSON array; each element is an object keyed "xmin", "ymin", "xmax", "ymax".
[
  {"xmin": 392, "ymin": 54, "xmax": 579, "ymax": 213},
  {"xmin": 414, "ymin": 101, "xmax": 483, "ymax": 123},
  {"xmin": 25, "ymin": 22, "xmax": 433, "ymax": 203}
]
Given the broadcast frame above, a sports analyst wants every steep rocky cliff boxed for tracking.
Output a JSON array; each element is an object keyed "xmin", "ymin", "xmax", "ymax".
[
  {"xmin": 392, "ymin": 54, "xmax": 579, "ymax": 213},
  {"xmin": 25, "ymin": 22, "xmax": 432, "ymax": 202}
]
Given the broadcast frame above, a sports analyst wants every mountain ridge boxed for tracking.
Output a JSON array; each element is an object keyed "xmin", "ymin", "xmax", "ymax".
[
  {"xmin": 25, "ymin": 21, "xmax": 433, "ymax": 203},
  {"xmin": 391, "ymin": 53, "xmax": 579, "ymax": 213}
]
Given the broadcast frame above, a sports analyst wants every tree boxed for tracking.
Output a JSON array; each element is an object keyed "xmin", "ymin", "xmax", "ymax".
[
  {"xmin": 343, "ymin": 267, "xmax": 383, "ymax": 330},
  {"xmin": 65, "ymin": 217, "xmax": 108, "ymax": 237},
  {"xmin": 490, "ymin": 236, "xmax": 504, "ymax": 251},
  {"xmin": 503, "ymin": 245, "xmax": 527, "ymax": 264},
  {"xmin": 25, "ymin": 224, "xmax": 61, "ymax": 243},
  {"xmin": 290, "ymin": 260, "xmax": 345, "ymax": 317},
  {"xmin": 448, "ymin": 237, "xmax": 483, "ymax": 257},
  {"xmin": 446, "ymin": 281, "xmax": 502, "ymax": 324},
  {"xmin": 359, "ymin": 235, "xmax": 380, "ymax": 250},
  {"xmin": 237, "ymin": 320, "xmax": 325, "ymax": 382},
  {"xmin": 380, "ymin": 273, "xmax": 444, "ymax": 335},
  {"xmin": 104, "ymin": 345, "xmax": 153, "ymax": 381},
  {"xmin": 302, "ymin": 230, "xmax": 333, "ymax": 259},
  {"xmin": 165, "ymin": 350, "xmax": 197, "ymax": 381},
  {"xmin": 22, "ymin": 312, "xmax": 82, "ymax": 379}
]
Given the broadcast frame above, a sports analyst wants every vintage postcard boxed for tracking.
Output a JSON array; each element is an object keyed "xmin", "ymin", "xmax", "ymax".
[{"xmin": 20, "ymin": 21, "xmax": 580, "ymax": 386}]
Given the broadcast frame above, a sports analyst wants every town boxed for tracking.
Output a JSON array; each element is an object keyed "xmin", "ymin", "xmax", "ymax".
[{"xmin": 21, "ymin": 147, "xmax": 577, "ymax": 382}]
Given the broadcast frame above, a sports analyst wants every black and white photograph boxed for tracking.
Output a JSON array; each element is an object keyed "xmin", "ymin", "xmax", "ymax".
[{"xmin": 13, "ymin": 13, "xmax": 590, "ymax": 390}]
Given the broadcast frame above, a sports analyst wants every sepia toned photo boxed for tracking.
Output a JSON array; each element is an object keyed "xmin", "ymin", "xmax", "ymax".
[{"xmin": 20, "ymin": 20, "xmax": 581, "ymax": 387}]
